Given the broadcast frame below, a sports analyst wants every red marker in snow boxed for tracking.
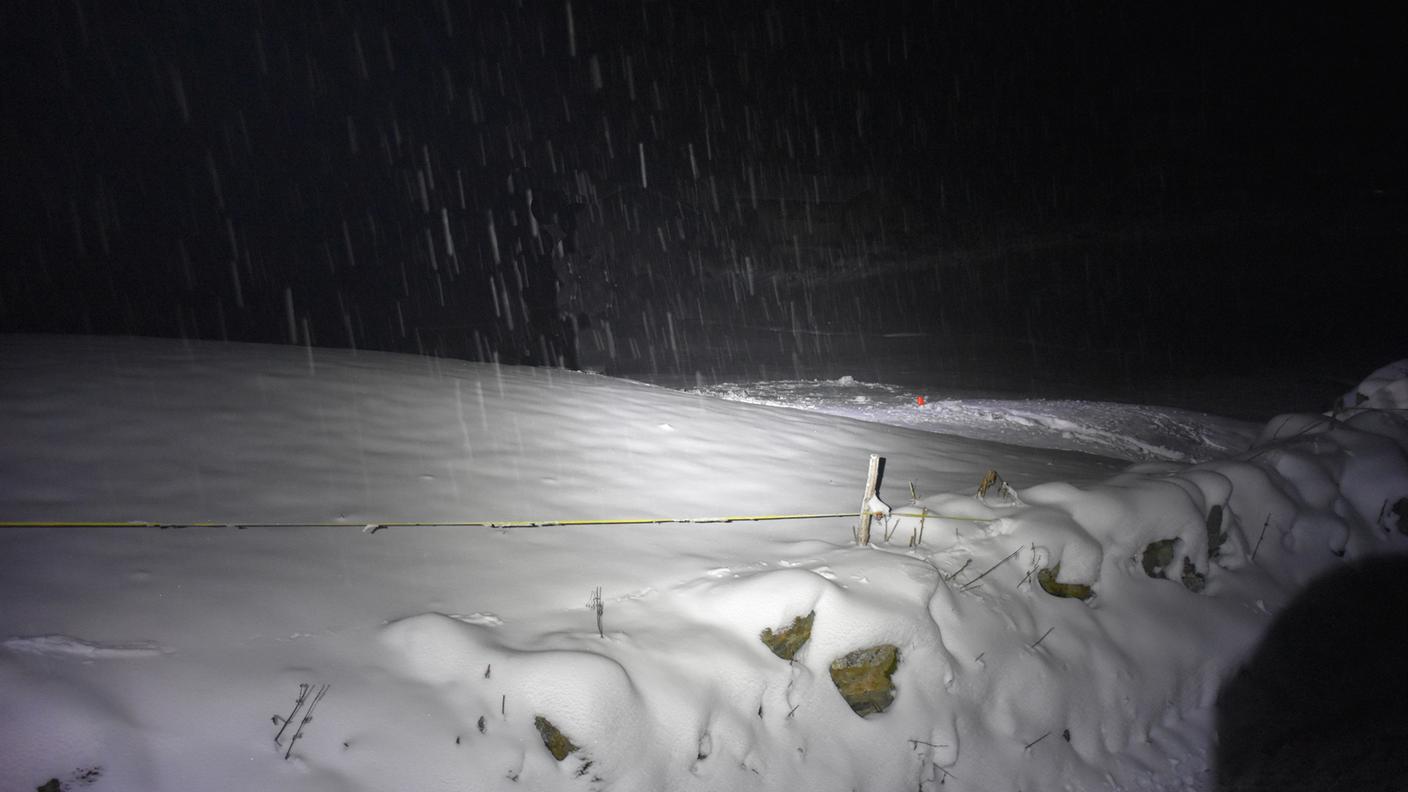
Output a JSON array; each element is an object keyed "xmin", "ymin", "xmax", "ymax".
[{"xmin": 916, "ymin": 395, "xmax": 926, "ymax": 406}]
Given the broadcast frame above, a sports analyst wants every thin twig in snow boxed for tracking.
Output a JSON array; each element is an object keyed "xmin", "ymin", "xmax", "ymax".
[
  {"xmin": 959, "ymin": 548, "xmax": 1022, "ymax": 591},
  {"xmin": 588, "ymin": 587, "xmax": 604, "ymax": 637},
  {"xmin": 1030, "ymin": 627, "xmax": 1055, "ymax": 649},
  {"xmin": 284, "ymin": 683, "xmax": 330, "ymax": 760},
  {"xmin": 1251, "ymin": 514, "xmax": 1271, "ymax": 560},
  {"xmin": 944, "ymin": 558, "xmax": 972, "ymax": 582},
  {"xmin": 274, "ymin": 683, "xmax": 311, "ymax": 746},
  {"xmin": 1019, "ymin": 560, "xmax": 1038, "ymax": 587}
]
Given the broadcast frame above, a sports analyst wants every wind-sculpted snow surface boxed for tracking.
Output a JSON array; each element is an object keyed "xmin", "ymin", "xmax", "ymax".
[
  {"xmin": 693, "ymin": 377, "xmax": 1259, "ymax": 463},
  {"xmin": 1, "ymin": 336, "xmax": 1405, "ymax": 791}
]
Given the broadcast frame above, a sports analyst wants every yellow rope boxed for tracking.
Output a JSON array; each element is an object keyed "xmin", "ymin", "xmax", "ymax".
[{"xmin": 0, "ymin": 510, "xmax": 993, "ymax": 530}]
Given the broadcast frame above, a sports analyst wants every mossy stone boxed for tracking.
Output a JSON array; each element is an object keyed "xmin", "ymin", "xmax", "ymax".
[
  {"xmin": 1206, "ymin": 504, "xmax": 1228, "ymax": 559},
  {"xmin": 1037, "ymin": 565, "xmax": 1093, "ymax": 600},
  {"xmin": 1141, "ymin": 538, "xmax": 1178, "ymax": 578},
  {"xmin": 534, "ymin": 715, "xmax": 579, "ymax": 761},
  {"xmin": 1142, "ymin": 538, "xmax": 1206, "ymax": 592},
  {"xmin": 829, "ymin": 644, "xmax": 899, "ymax": 717},
  {"xmin": 1180, "ymin": 557, "xmax": 1206, "ymax": 593},
  {"xmin": 760, "ymin": 610, "xmax": 814, "ymax": 661}
]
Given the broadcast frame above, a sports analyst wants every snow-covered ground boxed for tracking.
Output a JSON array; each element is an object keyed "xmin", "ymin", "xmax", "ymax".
[{"xmin": 1, "ymin": 334, "xmax": 1406, "ymax": 792}]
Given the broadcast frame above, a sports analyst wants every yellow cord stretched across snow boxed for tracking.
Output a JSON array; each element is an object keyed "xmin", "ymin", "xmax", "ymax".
[{"xmin": 0, "ymin": 510, "xmax": 992, "ymax": 531}]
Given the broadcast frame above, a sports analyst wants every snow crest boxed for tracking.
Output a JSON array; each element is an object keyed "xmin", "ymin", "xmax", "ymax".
[
  {"xmin": 693, "ymin": 378, "xmax": 1259, "ymax": 463},
  {"xmin": 2, "ymin": 635, "xmax": 168, "ymax": 659}
]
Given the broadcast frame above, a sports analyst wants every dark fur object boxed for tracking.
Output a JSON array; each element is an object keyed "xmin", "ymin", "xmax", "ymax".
[{"xmin": 1215, "ymin": 555, "xmax": 1408, "ymax": 791}]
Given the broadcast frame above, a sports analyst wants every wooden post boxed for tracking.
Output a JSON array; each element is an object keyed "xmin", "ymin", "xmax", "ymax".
[{"xmin": 858, "ymin": 453, "xmax": 881, "ymax": 545}]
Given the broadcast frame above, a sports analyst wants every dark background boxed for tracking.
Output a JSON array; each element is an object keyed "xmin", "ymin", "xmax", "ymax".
[{"xmin": 2, "ymin": 0, "xmax": 1404, "ymax": 416}]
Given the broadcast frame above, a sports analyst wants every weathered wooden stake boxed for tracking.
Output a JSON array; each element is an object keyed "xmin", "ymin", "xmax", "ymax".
[{"xmin": 858, "ymin": 453, "xmax": 881, "ymax": 545}]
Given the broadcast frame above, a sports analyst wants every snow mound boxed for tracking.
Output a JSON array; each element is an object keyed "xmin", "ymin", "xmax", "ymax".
[
  {"xmin": 378, "ymin": 563, "xmax": 961, "ymax": 791},
  {"xmin": 1336, "ymin": 359, "xmax": 1408, "ymax": 412},
  {"xmin": 0, "ymin": 654, "xmax": 155, "ymax": 791}
]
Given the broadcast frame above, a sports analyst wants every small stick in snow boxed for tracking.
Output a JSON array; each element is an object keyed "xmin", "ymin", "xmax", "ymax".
[
  {"xmin": 908, "ymin": 739, "xmax": 948, "ymax": 749},
  {"xmin": 944, "ymin": 558, "xmax": 972, "ymax": 582},
  {"xmin": 1251, "ymin": 514, "xmax": 1271, "ymax": 560},
  {"xmin": 274, "ymin": 683, "xmax": 311, "ymax": 746},
  {"xmin": 484, "ymin": 664, "xmax": 491, "ymax": 679},
  {"xmin": 1023, "ymin": 731, "xmax": 1051, "ymax": 750},
  {"xmin": 1029, "ymin": 627, "xmax": 1055, "ymax": 649},
  {"xmin": 787, "ymin": 704, "xmax": 800, "ymax": 719},
  {"xmin": 283, "ymin": 683, "xmax": 330, "ymax": 760},
  {"xmin": 587, "ymin": 587, "xmax": 604, "ymax": 637},
  {"xmin": 959, "ymin": 548, "xmax": 1022, "ymax": 592},
  {"xmin": 1020, "ymin": 555, "xmax": 1039, "ymax": 587}
]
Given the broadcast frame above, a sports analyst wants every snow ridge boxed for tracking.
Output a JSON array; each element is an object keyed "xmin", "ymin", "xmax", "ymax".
[{"xmin": 693, "ymin": 377, "xmax": 1259, "ymax": 463}]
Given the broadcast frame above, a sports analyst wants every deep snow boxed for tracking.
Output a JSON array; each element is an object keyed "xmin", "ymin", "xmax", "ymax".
[{"xmin": 1, "ymin": 335, "xmax": 1406, "ymax": 792}]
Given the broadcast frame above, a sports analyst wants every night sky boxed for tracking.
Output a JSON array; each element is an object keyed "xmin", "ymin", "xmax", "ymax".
[{"xmin": 3, "ymin": 1, "xmax": 1403, "ymax": 413}]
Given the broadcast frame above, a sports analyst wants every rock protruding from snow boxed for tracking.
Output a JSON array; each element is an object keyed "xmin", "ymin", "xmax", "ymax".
[
  {"xmin": 829, "ymin": 644, "xmax": 900, "ymax": 718},
  {"xmin": 758, "ymin": 611, "xmax": 814, "ymax": 661},
  {"xmin": 1036, "ymin": 565, "xmax": 1093, "ymax": 600},
  {"xmin": 533, "ymin": 716, "xmax": 580, "ymax": 762}
]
